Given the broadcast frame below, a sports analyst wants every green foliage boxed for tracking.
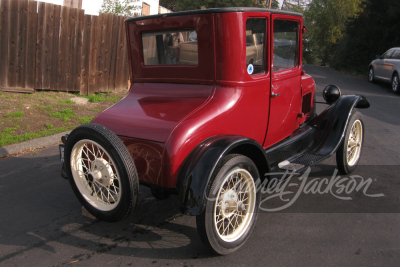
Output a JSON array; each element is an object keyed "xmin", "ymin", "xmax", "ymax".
[
  {"xmin": 304, "ymin": 0, "xmax": 363, "ymax": 65},
  {"xmin": 77, "ymin": 116, "xmax": 95, "ymax": 124},
  {"xmin": 0, "ymin": 126, "xmax": 69, "ymax": 147},
  {"xmin": 99, "ymin": 0, "xmax": 139, "ymax": 16},
  {"xmin": 270, "ymin": 0, "xmax": 280, "ymax": 9},
  {"xmin": 39, "ymin": 106, "xmax": 53, "ymax": 111},
  {"xmin": 281, "ymin": 1, "xmax": 305, "ymax": 13},
  {"xmin": 160, "ymin": 0, "xmax": 179, "ymax": 11},
  {"xmin": 60, "ymin": 99, "xmax": 76, "ymax": 105},
  {"xmin": 83, "ymin": 93, "xmax": 120, "ymax": 103},
  {"xmin": 4, "ymin": 111, "xmax": 24, "ymax": 118},
  {"xmin": 45, "ymin": 123, "xmax": 53, "ymax": 129},
  {"xmin": 331, "ymin": 0, "xmax": 400, "ymax": 72},
  {"xmin": 49, "ymin": 108, "xmax": 75, "ymax": 121}
]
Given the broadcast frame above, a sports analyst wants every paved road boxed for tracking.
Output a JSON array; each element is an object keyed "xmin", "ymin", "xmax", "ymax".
[{"xmin": 1, "ymin": 65, "xmax": 399, "ymax": 266}]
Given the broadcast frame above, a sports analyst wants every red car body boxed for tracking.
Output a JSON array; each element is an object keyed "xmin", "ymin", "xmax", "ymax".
[
  {"xmin": 92, "ymin": 9, "xmax": 315, "ymax": 189},
  {"xmin": 61, "ymin": 8, "xmax": 369, "ymax": 254}
]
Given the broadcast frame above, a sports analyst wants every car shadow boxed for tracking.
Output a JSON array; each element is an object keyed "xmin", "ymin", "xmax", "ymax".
[{"xmin": 0, "ymin": 150, "xmax": 215, "ymax": 263}]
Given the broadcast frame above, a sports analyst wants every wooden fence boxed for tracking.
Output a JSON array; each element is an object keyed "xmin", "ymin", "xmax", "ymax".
[{"xmin": 0, "ymin": 0, "xmax": 131, "ymax": 94}]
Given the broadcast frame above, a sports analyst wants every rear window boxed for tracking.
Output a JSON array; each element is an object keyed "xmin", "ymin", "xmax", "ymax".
[
  {"xmin": 142, "ymin": 30, "xmax": 198, "ymax": 66},
  {"xmin": 246, "ymin": 18, "xmax": 266, "ymax": 75}
]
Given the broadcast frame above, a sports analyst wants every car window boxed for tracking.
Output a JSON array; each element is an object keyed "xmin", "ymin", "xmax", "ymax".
[
  {"xmin": 273, "ymin": 20, "xmax": 299, "ymax": 72},
  {"xmin": 246, "ymin": 18, "xmax": 266, "ymax": 75},
  {"xmin": 142, "ymin": 29, "xmax": 198, "ymax": 65},
  {"xmin": 392, "ymin": 49, "xmax": 400, "ymax": 59},
  {"xmin": 382, "ymin": 49, "xmax": 395, "ymax": 59}
]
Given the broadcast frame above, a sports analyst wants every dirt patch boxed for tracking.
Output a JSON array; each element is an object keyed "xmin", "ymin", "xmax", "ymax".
[{"xmin": 0, "ymin": 90, "xmax": 128, "ymax": 146}]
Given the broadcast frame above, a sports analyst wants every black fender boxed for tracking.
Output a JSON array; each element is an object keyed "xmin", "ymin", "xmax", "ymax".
[
  {"xmin": 310, "ymin": 95, "xmax": 370, "ymax": 156},
  {"xmin": 176, "ymin": 135, "xmax": 269, "ymax": 216}
]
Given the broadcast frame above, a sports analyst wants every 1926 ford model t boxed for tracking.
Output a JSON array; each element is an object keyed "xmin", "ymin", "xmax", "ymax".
[{"xmin": 60, "ymin": 8, "xmax": 370, "ymax": 255}]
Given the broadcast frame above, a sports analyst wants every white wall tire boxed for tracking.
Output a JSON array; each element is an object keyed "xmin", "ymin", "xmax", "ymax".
[
  {"xmin": 65, "ymin": 124, "xmax": 139, "ymax": 222},
  {"xmin": 196, "ymin": 154, "xmax": 260, "ymax": 255},
  {"xmin": 336, "ymin": 111, "xmax": 364, "ymax": 174}
]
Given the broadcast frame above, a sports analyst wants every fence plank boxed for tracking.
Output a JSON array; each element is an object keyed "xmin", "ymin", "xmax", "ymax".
[
  {"xmin": 41, "ymin": 2, "xmax": 54, "ymax": 89},
  {"xmin": 66, "ymin": 7, "xmax": 76, "ymax": 92},
  {"xmin": 58, "ymin": 6, "xmax": 70, "ymax": 92},
  {"xmin": 115, "ymin": 16, "xmax": 126, "ymax": 90},
  {"xmin": 26, "ymin": 0, "xmax": 37, "ymax": 90},
  {"xmin": 73, "ymin": 9, "xmax": 84, "ymax": 92},
  {"xmin": 98, "ymin": 13, "xmax": 113, "ymax": 92},
  {"xmin": 35, "ymin": 1, "xmax": 45, "ymax": 89},
  {"xmin": 17, "ymin": 0, "xmax": 28, "ymax": 88},
  {"xmin": 108, "ymin": 14, "xmax": 120, "ymax": 91},
  {"xmin": 122, "ymin": 17, "xmax": 130, "ymax": 90},
  {"xmin": 1, "ymin": 1, "xmax": 130, "ymax": 94},
  {"xmin": 94, "ymin": 13, "xmax": 105, "ymax": 92},
  {"xmin": 80, "ymin": 14, "xmax": 91, "ymax": 95},
  {"xmin": 88, "ymin": 15, "xmax": 99, "ymax": 94},
  {"xmin": 0, "ymin": 0, "xmax": 10, "ymax": 87},
  {"xmin": 8, "ymin": 0, "xmax": 19, "ymax": 88},
  {"xmin": 99, "ymin": 13, "xmax": 108, "ymax": 91},
  {"xmin": 50, "ymin": 4, "xmax": 61, "ymax": 90}
]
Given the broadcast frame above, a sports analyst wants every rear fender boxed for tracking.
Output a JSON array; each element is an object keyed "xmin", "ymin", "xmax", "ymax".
[
  {"xmin": 310, "ymin": 95, "xmax": 370, "ymax": 156},
  {"xmin": 177, "ymin": 135, "xmax": 269, "ymax": 216}
]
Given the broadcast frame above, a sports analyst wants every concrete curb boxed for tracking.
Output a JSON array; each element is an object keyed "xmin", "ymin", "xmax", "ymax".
[{"xmin": 0, "ymin": 131, "xmax": 71, "ymax": 158}]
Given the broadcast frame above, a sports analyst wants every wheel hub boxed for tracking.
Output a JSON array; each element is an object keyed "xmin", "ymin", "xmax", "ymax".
[
  {"xmin": 88, "ymin": 158, "xmax": 114, "ymax": 186},
  {"xmin": 221, "ymin": 189, "xmax": 241, "ymax": 218}
]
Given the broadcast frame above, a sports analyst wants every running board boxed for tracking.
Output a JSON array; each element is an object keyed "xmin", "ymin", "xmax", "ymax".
[{"xmin": 270, "ymin": 153, "xmax": 328, "ymax": 175}]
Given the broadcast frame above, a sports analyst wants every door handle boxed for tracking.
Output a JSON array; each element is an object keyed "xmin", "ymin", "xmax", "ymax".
[{"xmin": 271, "ymin": 91, "xmax": 280, "ymax": 98}]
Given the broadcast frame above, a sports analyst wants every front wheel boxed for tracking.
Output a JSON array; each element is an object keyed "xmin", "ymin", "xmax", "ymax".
[
  {"xmin": 392, "ymin": 73, "xmax": 399, "ymax": 94},
  {"xmin": 368, "ymin": 67, "xmax": 375, "ymax": 83},
  {"xmin": 65, "ymin": 124, "xmax": 139, "ymax": 222},
  {"xmin": 196, "ymin": 154, "xmax": 260, "ymax": 255},
  {"xmin": 336, "ymin": 111, "xmax": 364, "ymax": 174}
]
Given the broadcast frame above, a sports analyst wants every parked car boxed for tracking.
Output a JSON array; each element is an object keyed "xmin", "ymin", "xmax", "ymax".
[
  {"xmin": 368, "ymin": 47, "xmax": 400, "ymax": 93},
  {"xmin": 60, "ymin": 7, "xmax": 370, "ymax": 255}
]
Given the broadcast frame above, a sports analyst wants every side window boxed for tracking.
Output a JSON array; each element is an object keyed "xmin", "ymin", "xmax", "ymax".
[
  {"xmin": 382, "ymin": 49, "xmax": 394, "ymax": 59},
  {"xmin": 392, "ymin": 49, "xmax": 400, "ymax": 59},
  {"xmin": 246, "ymin": 18, "xmax": 266, "ymax": 75},
  {"xmin": 142, "ymin": 30, "xmax": 198, "ymax": 65},
  {"xmin": 273, "ymin": 20, "xmax": 299, "ymax": 72}
]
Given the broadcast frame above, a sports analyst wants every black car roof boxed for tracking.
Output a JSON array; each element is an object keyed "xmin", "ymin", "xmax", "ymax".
[{"xmin": 125, "ymin": 7, "xmax": 303, "ymax": 23}]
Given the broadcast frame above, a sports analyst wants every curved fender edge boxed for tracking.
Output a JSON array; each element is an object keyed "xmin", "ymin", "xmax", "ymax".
[
  {"xmin": 176, "ymin": 135, "xmax": 269, "ymax": 216},
  {"xmin": 309, "ymin": 95, "xmax": 370, "ymax": 156}
]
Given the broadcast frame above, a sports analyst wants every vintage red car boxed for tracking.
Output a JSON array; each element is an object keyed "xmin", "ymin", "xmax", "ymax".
[{"xmin": 60, "ymin": 7, "xmax": 370, "ymax": 255}]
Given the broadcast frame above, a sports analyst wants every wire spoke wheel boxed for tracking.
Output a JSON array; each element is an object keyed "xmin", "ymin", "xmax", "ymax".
[
  {"xmin": 65, "ymin": 124, "xmax": 138, "ymax": 222},
  {"xmin": 71, "ymin": 139, "xmax": 121, "ymax": 211},
  {"xmin": 346, "ymin": 120, "xmax": 362, "ymax": 167},
  {"xmin": 336, "ymin": 111, "xmax": 364, "ymax": 174},
  {"xmin": 214, "ymin": 168, "xmax": 256, "ymax": 242},
  {"xmin": 196, "ymin": 154, "xmax": 260, "ymax": 255}
]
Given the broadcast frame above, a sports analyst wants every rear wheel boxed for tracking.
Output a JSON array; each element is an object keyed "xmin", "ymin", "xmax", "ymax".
[
  {"xmin": 336, "ymin": 111, "xmax": 364, "ymax": 174},
  {"xmin": 196, "ymin": 154, "xmax": 260, "ymax": 255},
  {"xmin": 65, "ymin": 124, "xmax": 139, "ymax": 222},
  {"xmin": 392, "ymin": 73, "xmax": 399, "ymax": 93}
]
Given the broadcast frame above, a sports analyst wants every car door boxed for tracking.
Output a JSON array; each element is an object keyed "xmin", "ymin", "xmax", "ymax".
[
  {"xmin": 264, "ymin": 16, "xmax": 302, "ymax": 147},
  {"xmin": 382, "ymin": 49, "xmax": 397, "ymax": 80},
  {"xmin": 375, "ymin": 49, "xmax": 394, "ymax": 80}
]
